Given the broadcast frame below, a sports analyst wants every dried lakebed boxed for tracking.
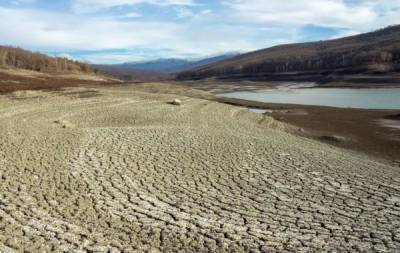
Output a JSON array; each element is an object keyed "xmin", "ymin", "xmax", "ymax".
[{"xmin": 1, "ymin": 86, "xmax": 400, "ymax": 252}]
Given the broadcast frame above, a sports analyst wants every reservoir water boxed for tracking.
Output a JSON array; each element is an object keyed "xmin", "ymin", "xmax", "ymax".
[{"xmin": 220, "ymin": 88, "xmax": 400, "ymax": 110}]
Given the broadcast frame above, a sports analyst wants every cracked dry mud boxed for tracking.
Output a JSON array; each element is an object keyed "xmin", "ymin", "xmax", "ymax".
[{"xmin": 1, "ymin": 86, "xmax": 400, "ymax": 253}]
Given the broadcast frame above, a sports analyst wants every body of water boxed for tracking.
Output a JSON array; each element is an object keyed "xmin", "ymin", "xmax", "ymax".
[{"xmin": 220, "ymin": 88, "xmax": 400, "ymax": 110}]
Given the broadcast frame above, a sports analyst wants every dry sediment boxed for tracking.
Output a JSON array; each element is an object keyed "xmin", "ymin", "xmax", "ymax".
[{"xmin": 0, "ymin": 85, "xmax": 400, "ymax": 252}]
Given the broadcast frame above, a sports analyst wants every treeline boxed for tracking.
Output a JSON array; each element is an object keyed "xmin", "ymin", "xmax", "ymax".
[
  {"xmin": 179, "ymin": 50, "xmax": 400, "ymax": 79},
  {"xmin": 0, "ymin": 46, "xmax": 94, "ymax": 73}
]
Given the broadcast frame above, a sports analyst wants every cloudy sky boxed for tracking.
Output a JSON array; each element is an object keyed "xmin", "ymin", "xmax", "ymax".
[{"xmin": 0, "ymin": 0, "xmax": 399, "ymax": 63}]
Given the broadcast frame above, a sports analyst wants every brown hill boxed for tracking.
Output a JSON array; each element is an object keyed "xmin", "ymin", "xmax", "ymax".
[
  {"xmin": 0, "ymin": 46, "xmax": 94, "ymax": 74},
  {"xmin": 177, "ymin": 25, "xmax": 400, "ymax": 83}
]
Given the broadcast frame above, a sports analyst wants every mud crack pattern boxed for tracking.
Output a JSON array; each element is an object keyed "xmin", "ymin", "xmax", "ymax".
[{"xmin": 1, "ymin": 86, "xmax": 400, "ymax": 252}]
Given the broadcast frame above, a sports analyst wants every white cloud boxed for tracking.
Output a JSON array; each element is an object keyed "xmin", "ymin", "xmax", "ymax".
[
  {"xmin": 115, "ymin": 12, "xmax": 141, "ymax": 19},
  {"xmin": 0, "ymin": 7, "xmax": 182, "ymax": 51},
  {"xmin": 71, "ymin": 0, "xmax": 194, "ymax": 13},
  {"xmin": 0, "ymin": 1, "xmax": 399, "ymax": 63},
  {"xmin": 329, "ymin": 29, "xmax": 361, "ymax": 40},
  {"xmin": 11, "ymin": 0, "xmax": 36, "ymax": 5},
  {"xmin": 56, "ymin": 53, "xmax": 76, "ymax": 60},
  {"xmin": 175, "ymin": 7, "xmax": 212, "ymax": 19},
  {"xmin": 226, "ymin": 0, "xmax": 399, "ymax": 31},
  {"xmin": 0, "ymin": 6, "xmax": 258, "ymax": 62},
  {"xmin": 175, "ymin": 7, "xmax": 195, "ymax": 19}
]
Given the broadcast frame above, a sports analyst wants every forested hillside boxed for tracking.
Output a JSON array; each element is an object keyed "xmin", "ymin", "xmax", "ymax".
[
  {"xmin": 0, "ymin": 46, "xmax": 93, "ymax": 73},
  {"xmin": 177, "ymin": 25, "xmax": 400, "ymax": 82}
]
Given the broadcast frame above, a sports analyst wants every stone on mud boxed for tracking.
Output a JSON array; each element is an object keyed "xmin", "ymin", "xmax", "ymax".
[{"xmin": 171, "ymin": 99, "xmax": 182, "ymax": 106}]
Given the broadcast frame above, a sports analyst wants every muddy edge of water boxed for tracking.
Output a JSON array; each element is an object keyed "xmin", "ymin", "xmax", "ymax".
[{"xmin": 217, "ymin": 96, "xmax": 400, "ymax": 163}]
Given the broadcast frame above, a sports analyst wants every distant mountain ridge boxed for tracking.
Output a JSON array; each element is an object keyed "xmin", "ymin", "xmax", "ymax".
[
  {"xmin": 94, "ymin": 53, "xmax": 239, "ymax": 80},
  {"xmin": 116, "ymin": 53, "xmax": 239, "ymax": 73},
  {"xmin": 119, "ymin": 58, "xmax": 190, "ymax": 73},
  {"xmin": 177, "ymin": 25, "xmax": 400, "ymax": 83},
  {"xmin": 92, "ymin": 64, "xmax": 172, "ymax": 82}
]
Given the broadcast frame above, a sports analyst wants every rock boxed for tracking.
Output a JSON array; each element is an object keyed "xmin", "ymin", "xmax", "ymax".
[
  {"xmin": 53, "ymin": 119, "xmax": 74, "ymax": 129},
  {"xmin": 171, "ymin": 99, "xmax": 182, "ymax": 106}
]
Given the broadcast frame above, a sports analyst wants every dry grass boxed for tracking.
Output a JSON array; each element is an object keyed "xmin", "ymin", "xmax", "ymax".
[{"xmin": 0, "ymin": 68, "xmax": 118, "ymax": 93}]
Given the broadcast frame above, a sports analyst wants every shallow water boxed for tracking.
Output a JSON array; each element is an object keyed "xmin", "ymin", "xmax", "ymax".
[
  {"xmin": 379, "ymin": 119, "xmax": 400, "ymax": 130},
  {"xmin": 247, "ymin": 108, "xmax": 272, "ymax": 114},
  {"xmin": 221, "ymin": 88, "xmax": 400, "ymax": 109}
]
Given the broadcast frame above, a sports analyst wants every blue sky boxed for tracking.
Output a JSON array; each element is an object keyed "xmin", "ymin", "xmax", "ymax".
[{"xmin": 0, "ymin": 0, "xmax": 399, "ymax": 64}]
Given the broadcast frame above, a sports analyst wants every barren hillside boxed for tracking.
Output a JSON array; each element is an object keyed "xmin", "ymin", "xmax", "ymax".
[{"xmin": 177, "ymin": 25, "xmax": 400, "ymax": 83}]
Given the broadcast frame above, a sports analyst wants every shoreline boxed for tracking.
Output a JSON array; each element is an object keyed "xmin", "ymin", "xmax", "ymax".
[
  {"xmin": 176, "ymin": 79, "xmax": 400, "ymax": 95},
  {"xmin": 216, "ymin": 96, "xmax": 400, "ymax": 163}
]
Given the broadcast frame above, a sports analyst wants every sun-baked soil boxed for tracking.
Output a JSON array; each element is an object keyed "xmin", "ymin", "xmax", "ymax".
[{"xmin": 1, "ymin": 84, "xmax": 400, "ymax": 252}]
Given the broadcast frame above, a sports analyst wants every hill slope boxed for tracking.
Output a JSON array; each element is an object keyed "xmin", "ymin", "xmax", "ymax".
[
  {"xmin": 118, "ymin": 58, "xmax": 190, "ymax": 73},
  {"xmin": 0, "ymin": 46, "xmax": 94, "ymax": 74},
  {"xmin": 93, "ymin": 64, "xmax": 172, "ymax": 81},
  {"xmin": 177, "ymin": 25, "xmax": 400, "ymax": 83},
  {"xmin": 118, "ymin": 53, "xmax": 238, "ymax": 73}
]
